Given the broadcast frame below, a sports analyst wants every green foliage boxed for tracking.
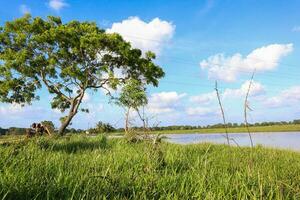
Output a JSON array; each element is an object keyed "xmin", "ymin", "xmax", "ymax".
[
  {"xmin": 94, "ymin": 121, "xmax": 116, "ymax": 133},
  {"xmin": 117, "ymin": 78, "xmax": 148, "ymax": 111},
  {"xmin": 0, "ymin": 136, "xmax": 300, "ymax": 199},
  {"xmin": 0, "ymin": 127, "xmax": 7, "ymax": 135},
  {"xmin": 0, "ymin": 15, "xmax": 164, "ymax": 134},
  {"xmin": 87, "ymin": 121, "xmax": 116, "ymax": 134},
  {"xmin": 293, "ymin": 119, "xmax": 300, "ymax": 124},
  {"xmin": 6, "ymin": 127, "xmax": 26, "ymax": 135},
  {"xmin": 41, "ymin": 120, "xmax": 55, "ymax": 133}
]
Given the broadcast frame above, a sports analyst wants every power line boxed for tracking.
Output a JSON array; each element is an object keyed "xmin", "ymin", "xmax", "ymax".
[
  {"xmin": 160, "ymin": 80, "xmax": 298, "ymax": 93},
  {"xmin": 159, "ymin": 55, "xmax": 299, "ymax": 78},
  {"xmin": 165, "ymin": 73, "xmax": 300, "ymax": 88},
  {"xmin": 122, "ymin": 33, "xmax": 298, "ymax": 69}
]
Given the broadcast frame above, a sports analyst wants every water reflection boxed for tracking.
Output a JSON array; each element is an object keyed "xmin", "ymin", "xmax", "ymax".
[{"xmin": 164, "ymin": 132, "xmax": 300, "ymax": 151}]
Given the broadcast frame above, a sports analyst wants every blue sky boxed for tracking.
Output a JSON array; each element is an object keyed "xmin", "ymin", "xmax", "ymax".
[{"xmin": 0, "ymin": 0, "xmax": 300, "ymax": 129}]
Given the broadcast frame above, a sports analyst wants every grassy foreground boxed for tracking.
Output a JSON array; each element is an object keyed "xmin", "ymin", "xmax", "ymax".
[
  {"xmin": 154, "ymin": 124, "xmax": 300, "ymax": 134},
  {"xmin": 1, "ymin": 136, "xmax": 300, "ymax": 199}
]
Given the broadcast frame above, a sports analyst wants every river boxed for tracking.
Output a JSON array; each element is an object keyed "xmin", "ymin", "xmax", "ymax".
[{"xmin": 164, "ymin": 132, "xmax": 300, "ymax": 151}]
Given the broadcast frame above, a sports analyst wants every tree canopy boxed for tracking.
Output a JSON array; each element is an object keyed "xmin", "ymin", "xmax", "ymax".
[
  {"xmin": 0, "ymin": 15, "xmax": 164, "ymax": 135},
  {"xmin": 117, "ymin": 79, "xmax": 148, "ymax": 111}
]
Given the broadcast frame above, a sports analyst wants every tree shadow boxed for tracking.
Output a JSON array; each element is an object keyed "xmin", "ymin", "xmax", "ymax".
[{"xmin": 38, "ymin": 137, "xmax": 110, "ymax": 153}]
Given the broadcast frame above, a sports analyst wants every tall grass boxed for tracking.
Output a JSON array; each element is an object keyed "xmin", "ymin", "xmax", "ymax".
[{"xmin": 1, "ymin": 135, "xmax": 300, "ymax": 199}]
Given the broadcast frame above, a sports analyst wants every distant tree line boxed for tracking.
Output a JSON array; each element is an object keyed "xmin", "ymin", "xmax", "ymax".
[
  {"xmin": 1, "ymin": 119, "xmax": 300, "ymax": 136},
  {"xmin": 86, "ymin": 121, "xmax": 116, "ymax": 134},
  {"xmin": 128, "ymin": 119, "xmax": 300, "ymax": 131}
]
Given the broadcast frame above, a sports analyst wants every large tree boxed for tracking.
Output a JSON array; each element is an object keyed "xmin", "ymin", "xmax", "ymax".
[{"xmin": 0, "ymin": 15, "xmax": 164, "ymax": 135}]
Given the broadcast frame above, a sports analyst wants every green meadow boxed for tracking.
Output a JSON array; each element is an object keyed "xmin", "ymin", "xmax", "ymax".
[{"xmin": 1, "ymin": 135, "xmax": 300, "ymax": 199}]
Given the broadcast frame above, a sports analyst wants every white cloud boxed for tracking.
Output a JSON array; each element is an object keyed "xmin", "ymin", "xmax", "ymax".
[
  {"xmin": 147, "ymin": 92, "xmax": 186, "ymax": 114},
  {"xmin": 200, "ymin": 43, "xmax": 293, "ymax": 82},
  {"xmin": 190, "ymin": 91, "xmax": 216, "ymax": 104},
  {"xmin": 189, "ymin": 80, "xmax": 265, "ymax": 106},
  {"xmin": 186, "ymin": 107, "xmax": 217, "ymax": 117},
  {"xmin": 71, "ymin": 87, "xmax": 90, "ymax": 103},
  {"xmin": 19, "ymin": 4, "xmax": 31, "ymax": 14},
  {"xmin": 85, "ymin": 103, "xmax": 104, "ymax": 113},
  {"xmin": 82, "ymin": 93, "xmax": 90, "ymax": 103},
  {"xmin": 48, "ymin": 0, "xmax": 68, "ymax": 11},
  {"xmin": 223, "ymin": 80, "xmax": 266, "ymax": 98},
  {"xmin": 264, "ymin": 86, "xmax": 300, "ymax": 108},
  {"xmin": 0, "ymin": 103, "xmax": 23, "ymax": 115},
  {"xmin": 106, "ymin": 17, "xmax": 175, "ymax": 55},
  {"xmin": 292, "ymin": 26, "xmax": 300, "ymax": 32},
  {"xmin": 0, "ymin": 103, "xmax": 57, "ymax": 126}
]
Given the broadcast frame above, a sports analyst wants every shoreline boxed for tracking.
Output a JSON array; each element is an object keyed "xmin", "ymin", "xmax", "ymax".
[{"xmin": 152, "ymin": 124, "xmax": 300, "ymax": 134}]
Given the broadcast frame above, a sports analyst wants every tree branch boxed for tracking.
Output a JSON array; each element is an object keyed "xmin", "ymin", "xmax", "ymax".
[{"xmin": 40, "ymin": 71, "xmax": 71, "ymax": 102}]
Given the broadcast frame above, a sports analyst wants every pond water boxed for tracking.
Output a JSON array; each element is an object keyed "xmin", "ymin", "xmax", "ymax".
[{"xmin": 164, "ymin": 132, "xmax": 300, "ymax": 151}]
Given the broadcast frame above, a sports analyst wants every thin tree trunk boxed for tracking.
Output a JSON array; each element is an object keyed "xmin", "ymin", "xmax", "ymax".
[
  {"xmin": 136, "ymin": 107, "xmax": 147, "ymax": 131},
  {"xmin": 125, "ymin": 107, "xmax": 131, "ymax": 134}
]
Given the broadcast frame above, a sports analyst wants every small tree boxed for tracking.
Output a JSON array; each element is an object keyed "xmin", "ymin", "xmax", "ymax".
[
  {"xmin": 95, "ymin": 121, "xmax": 115, "ymax": 133},
  {"xmin": 116, "ymin": 79, "xmax": 148, "ymax": 133},
  {"xmin": 0, "ymin": 15, "xmax": 164, "ymax": 135},
  {"xmin": 41, "ymin": 120, "xmax": 55, "ymax": 133}
]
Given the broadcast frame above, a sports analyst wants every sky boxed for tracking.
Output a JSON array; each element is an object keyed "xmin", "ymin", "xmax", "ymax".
[{"xmin": 0, "ymin": 0, "xmax": 300, "ymax": 129}]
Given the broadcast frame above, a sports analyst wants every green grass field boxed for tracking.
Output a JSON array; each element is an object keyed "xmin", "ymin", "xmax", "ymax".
[
  {"xmin": 1, "ymin": 135, "xmax": 300, "ymax": 199},
  {"xmin": 154, "ymin": 124, "xmax": 300, "ymax": 134}
]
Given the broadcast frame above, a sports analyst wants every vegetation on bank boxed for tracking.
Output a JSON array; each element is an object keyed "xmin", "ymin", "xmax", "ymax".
[
  {"xmin": 0, "ymin": 135, "xmax": 300, "ymax": 199},
  {"xmin": 154, "ymin": 124, "xmax": 300, "ymax": 134},
  {"xmin": 1, "ymin": 120, "xmax": 300, "ymax": 137}
]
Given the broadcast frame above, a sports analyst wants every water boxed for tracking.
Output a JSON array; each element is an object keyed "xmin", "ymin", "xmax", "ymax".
[{"xmin": 164, "ymin": 132, "xmax": 300, "ymax": 151}]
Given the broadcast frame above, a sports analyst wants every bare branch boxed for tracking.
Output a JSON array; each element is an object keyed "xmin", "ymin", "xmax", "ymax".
[
  {"xmin": 215, "ymin": 81, "xmax": 230, "ymax": 145},
  {"xmin": 244, "ymin": 70, "xmax": 256, "ymax": 148}
]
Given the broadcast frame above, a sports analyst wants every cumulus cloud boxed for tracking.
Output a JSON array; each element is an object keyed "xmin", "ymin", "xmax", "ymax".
[
  {"xmin": 0, "ymin": 103, "xmax": 56, "ymax": 123},
  {"xmin": 48, "ymin": 0, "xmax": 68, "ymax": 11},
  {"xmin": 106, "ymin": 17, "xmax": 175, "ymax": 55},
  {"xmin": 200, "ymin": 43, "xmax": 293, "ymax": 82},
  {"xmin": 189, "ymin": 80, "xmax": 265, "ymax": 106},
  {"xmin": 19, "ymin": 4, "xmax": 31, "ymax": 14},
  {"xmin": 82, "ymin": 93, "xmax": 90, "ymax": 102},
  {"xmin": 0, "ymin": 103, "xmax": 23, "ymax": 115},
  {"xmin": 264, "ymin": 86, "xmax": 300, "ymax": 108},
  {"xmin": 186, "ymin": 107, "xmax": 217, "ymax": 117},
  {"xmin": 84, "ymin": 103, "xmax": 104, "ymax": 113},
  {"xmin": 147, "ymin": 92, "xmax": 186, "ymax": 114},
  {"xmin": 190, "ymin": 91, "xmax": 216, "ymax": 104},
  {"xmin": 223, "ymin": 80, "xmax": 266, "ymax": 98}
]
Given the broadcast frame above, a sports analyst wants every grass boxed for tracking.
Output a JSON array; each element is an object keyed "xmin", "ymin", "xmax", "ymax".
[
  {"xmin": 1, "ymin": 135, "xmax": 300, "ymax": 199},
  {"xmin": 153, "ymin": 124, "xmax": 300, "ymax": 134}
]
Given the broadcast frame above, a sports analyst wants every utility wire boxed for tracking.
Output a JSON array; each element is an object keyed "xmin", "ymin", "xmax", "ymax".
[{"xmin": 122, "ymin": 34, "xmax": 298, "ymax": 69}]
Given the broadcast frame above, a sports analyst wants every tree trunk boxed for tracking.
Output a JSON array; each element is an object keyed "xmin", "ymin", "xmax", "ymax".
[
  {"xmin": 58, "ymin": 90, "xmax": 85, "ymax": 136},
  {"xmin": 125, "ymin": 107, "xmax": 130, "ymax": 134},
  {"xmin": 58, "ymin": 113, "xmax": 75, "ymax": 135}
]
